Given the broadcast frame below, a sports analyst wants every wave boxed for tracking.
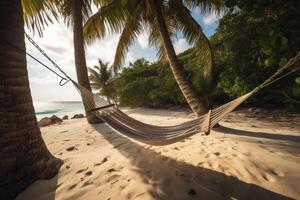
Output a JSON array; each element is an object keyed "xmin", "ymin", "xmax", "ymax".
[{"xmin": 35, "ymin": 109, "xmax": 62, "ymax": 115}]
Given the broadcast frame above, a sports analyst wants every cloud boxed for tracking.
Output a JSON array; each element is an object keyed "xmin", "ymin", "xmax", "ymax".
[
  {"xmin": 137, "ymin": 30, "xmax": 149, "ymax": 49},
  {"xmin": 25, "ymin": 20, "xmax": 125, "ymax": 101},
  {"xmin": 202, "ymin": 12, "xmax": 223, "ymax": 25},
  {"xmin": 43, "ymin": 44, "xmax": 66, "ymax": 53},
  {"xmin": 29, "ymin": 73, "xmax": 57, "ymax": 84},
  {"xmin": 125, "ymin": 51, "xmax": 136, "ymax": 64},
  {"xmin": 174, "ymin": 38, "xmax": 191, "ymax": 54},
  {"xmin": 85, "ymin": 34, "xmax": 120, "ymax": 67}
]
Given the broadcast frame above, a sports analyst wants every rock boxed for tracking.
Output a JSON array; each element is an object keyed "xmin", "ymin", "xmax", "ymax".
[
  {"xmin": 50, "ymin": 115, "xmax": 63, "ymax": 124},
  {"xmin": 71, "ymin": 114, "xmax": 85, "ymax": 119},
  {"xmin": 38, "ymin": 115, "xmax": 62, "ymax": 127},
  {"xmin": 38, "ymin": 117, "xmax": 52, "ymax": 127},
  {"xmin": 62, "ymin": 115, "xmax": 68, "ymax": 120}
]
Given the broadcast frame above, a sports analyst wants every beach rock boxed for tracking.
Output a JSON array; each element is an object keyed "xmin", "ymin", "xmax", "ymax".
[
  {"xmin": 50, "ymin": 115, "xmax": 63, "ymax": 124},
  {"xmin": 39, "ymin": 115, "xmax": 63, "ymax": 127},
  {"xmin": 71, "ymin": 114, "xmax": 85, "ymax": 119},
  {"xmin": 62, "ymin": 115, "xmax": 69, "ymax": 120},
  {"xmin": 38, "ymin": 117, "xmax": 52, "ymax": 127}
]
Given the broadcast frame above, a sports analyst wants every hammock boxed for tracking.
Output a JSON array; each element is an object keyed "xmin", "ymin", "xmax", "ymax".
[
  {"xmin": 3, "ymin": 33, "xmax": 299, "ymax": 146},
  {"xmin": 73, "ymin": 81, "xmax": 254, "ymax": 145},
  {"xmin": 71, "ymin": 52, "xmax": 300, "ymax": 145}
]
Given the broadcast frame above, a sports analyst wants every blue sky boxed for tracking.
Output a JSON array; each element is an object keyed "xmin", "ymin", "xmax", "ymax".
[{"xmin": 26, "ymin": 8, "xmax": 220, "ymax": 102}]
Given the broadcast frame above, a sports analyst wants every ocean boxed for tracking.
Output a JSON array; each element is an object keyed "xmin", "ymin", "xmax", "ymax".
[{"xmin": 34, "ymin": 101, "xmax": 85, "ymax": 120}]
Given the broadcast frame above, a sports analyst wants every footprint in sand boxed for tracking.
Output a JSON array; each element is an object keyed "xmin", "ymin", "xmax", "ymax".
[
  {"xmin": 107, "ymin": 168, "xmax": 116, "ymax": 173},
  {"xmin": 94, "ymin": 157, "xmax": 108, "ymax": 166},
  {"xmin": 214, "ymin": 152, "xmax": 220, "ymax": 156},
  {"xmin": 270, "ymin": 169, "xmax": 284, "ymax": 177},
  {"xmin": 262, "ymin": 173, "xmax": 276, "ymax": 182},
  {"xmin": 68, "ymin": 184, "xmax": 77, "ymax": 190},
  {"xmin": 76, "ymin": 168, "xmax": 88, "ymax": 174},
  {"xmin": 82, "ymin": 180, "xmax": 94, "ymax": 187},
  {"xmin": 85, "ymin": 171, "xmax": 92, "ymax": 176},
  {"xmin": 66, "ymin": 146, "xmax": 77, "ymax": 152}
]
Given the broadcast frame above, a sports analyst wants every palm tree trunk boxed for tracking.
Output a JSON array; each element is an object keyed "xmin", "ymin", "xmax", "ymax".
[
  {"xmin": 152, "ymin": 1, "xmax": 208, "ymax": 116},
  {"xmin": 72, "ymin": 0, "xmax": 102, "ymax": 123},
  {"xmin": 0, "ymin": 1, "xmax": 62, "ymax": 199}
]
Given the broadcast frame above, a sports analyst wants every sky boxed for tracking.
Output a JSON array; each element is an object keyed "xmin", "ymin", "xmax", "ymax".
[{"xmin": 26, "ymin": 8, "xmax": 221, "ymax": 102}]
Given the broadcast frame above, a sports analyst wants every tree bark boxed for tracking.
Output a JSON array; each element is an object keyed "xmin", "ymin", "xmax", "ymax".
[
  {"xmin": 0, "ymin": 1, "xmax": 62, "ymax": 199},
  {"xmin": 72, "ymin": 0, "xmax": 102, "ymax": 123},
  {"xmin": 152, "ymin": 1, "xmax": 208, "ymax": 116}
]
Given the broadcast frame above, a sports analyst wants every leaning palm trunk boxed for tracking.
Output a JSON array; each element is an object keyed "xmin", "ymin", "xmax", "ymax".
[
  {"xmin": 152, "ymin": 1, "xmax": 208, "ymax": 116},
  {"xmin": 0, "ymin": 0, "xmax": 61, "ymax": 198},
  {"xmin": 72, "ymin": 0, "xmax": 102, "ymax": 123}
]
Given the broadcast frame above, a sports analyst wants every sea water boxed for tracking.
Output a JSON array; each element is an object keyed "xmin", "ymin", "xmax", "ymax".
[{"xmin": 34, "ymin": 101, "xmax": 84, "ymax": 120}]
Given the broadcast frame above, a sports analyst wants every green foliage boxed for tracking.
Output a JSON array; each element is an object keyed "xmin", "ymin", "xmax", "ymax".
[
  {"xmin": 113, "ymin": 59, "xmax": 185, "ymax": 107},
  {"xmin": 211, "ymin": 0, "xmax": 300, "ymax": 106},
  {"xmin": 112, "ymin": 47, "xmax": 223, "ymax": 107}
]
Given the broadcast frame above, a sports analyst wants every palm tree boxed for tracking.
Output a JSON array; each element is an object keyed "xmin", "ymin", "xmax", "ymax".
[
  {"xmin": 54, "ymin": 0, "xmax": 103, "ymax": 123},
  {"xmin": 23, "ymin": 0, "xmax": 102, "ymax": 123},
  {"xmin": 83, "ymin": 0, "xmax": 223, "ymax": 115},
  {"xmin": 88, "ymin": 59, "xmax": 115, "ymax": 103},
  {"xmin": 0, "ymin": 0, "xmax": 61, "ymax": 198}
]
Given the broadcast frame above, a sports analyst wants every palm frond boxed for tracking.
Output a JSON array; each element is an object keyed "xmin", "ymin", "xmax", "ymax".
[
  {"xmin": 112, "ymin": 18, "xmax": 143, "ymax": 72},
  {"xmin": 169, "ymin": 0, "xmax": 213, "ymax": 79},
  {"xmin": 56, "ymin": 0, "xmax": 94, "ymax": 28},
  {"xmin": 88, "ymin": 58, "xmax": 114, "ymax": 98},
  {"xmin": 148, "ymin": 11, "xmax": 176, "ymax": 65},
  {"xmin": 183, "ymin": 0, "xmax": 224, "ymax": 14},
  {"xmin": 22, "ymin": 0, "xmax": 59, "ymax": 36},
  {"xmin": 83, "ymin": 0, "xmax": 129, "ymax": 44}
]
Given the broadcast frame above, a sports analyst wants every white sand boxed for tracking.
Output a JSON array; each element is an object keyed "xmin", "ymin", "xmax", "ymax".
[{"xmin": 17, "ymin": 108, "xmax": 300, "ymax": 200}]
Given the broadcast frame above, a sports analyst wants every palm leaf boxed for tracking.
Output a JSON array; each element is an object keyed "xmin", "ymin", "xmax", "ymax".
[
  {"xmin": 83, "ymin": 0, "xmax": 129, "ymax": 44},
  {"xmin": 183, "ymin": 0, "xmax": 224, "ymax": 14},
  {"xmin": 169, "ymin": 0, "xmax": 214, "ymax": 79},
  {"xmin": 112, "ymin": 17, "xmax": 143, "ymax": 72},
  {"xmin": 22, "ymin": 0, "xmax": 59, "ymax": 36}
]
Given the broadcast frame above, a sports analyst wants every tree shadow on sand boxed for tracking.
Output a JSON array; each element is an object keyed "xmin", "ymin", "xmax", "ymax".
[
  {"xmin": 92, "ymin": 123, "xmax": 294, "ymax": 200},
  {"xmin": 214, "ymin": 125, "xmax": 300, "ymax": 143}
]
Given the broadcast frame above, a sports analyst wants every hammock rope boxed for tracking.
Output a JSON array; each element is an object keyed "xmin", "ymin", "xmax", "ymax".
[{"xmin": 2, "ymin": 33, "xmax": 299, "ymax": 145}]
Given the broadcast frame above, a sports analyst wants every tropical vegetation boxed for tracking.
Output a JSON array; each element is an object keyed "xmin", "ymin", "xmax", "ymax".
[
  {"xmin": 212, "ymin": 0, "xmax": 300, "ymax": 107},
  {"xmin": 89, "ymin": 0, "xmax": 300, "ymax": 109},
  {"xmin": 83, "ymin": 0, "xmax": 223, "ymax": 115}
]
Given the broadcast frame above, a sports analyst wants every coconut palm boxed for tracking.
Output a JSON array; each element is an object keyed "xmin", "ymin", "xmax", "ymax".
[
  {"xmin": 52, "ymin": 0, "xmax": 104, "ymax": 123},
  {"xmin": 0, "ymin": 0, "xmax": 61, "ymax": 198},
  {"xmin": 89, "ymin": 59, "xmax": 115, "ymax": 103},
  {"xmin": 83, "ymin": 0, "xmax": 223, "ymax": 115},
  {"xmin": 23, "ymin": 0, "xmax": 102, "ymax": 123}
]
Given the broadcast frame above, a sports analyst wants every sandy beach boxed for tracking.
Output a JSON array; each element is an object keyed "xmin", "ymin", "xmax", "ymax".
[{"xmin": 16, "ymin": 108, "xmax": 300, "ymax": 200}]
